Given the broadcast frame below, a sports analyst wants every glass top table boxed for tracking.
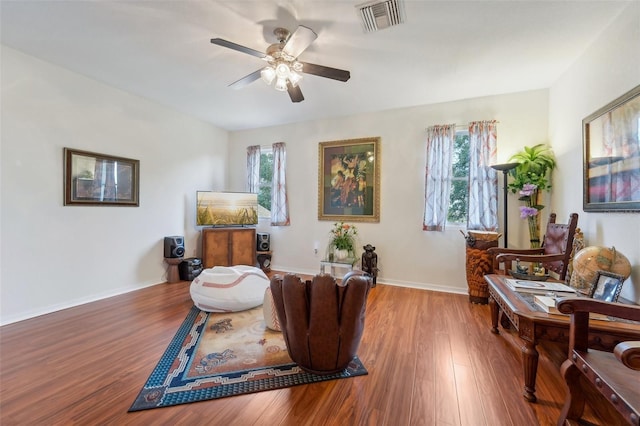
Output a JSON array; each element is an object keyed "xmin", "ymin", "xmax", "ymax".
[{"xmin": 320, "ymin": 258, "xmax": 357, "ymax": 276}]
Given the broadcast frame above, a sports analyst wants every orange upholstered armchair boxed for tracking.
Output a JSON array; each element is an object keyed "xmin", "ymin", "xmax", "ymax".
[
  {"xmin": 269, "ymin": 271, "xmax": 372, "ymax": 375},
  {"xmin": 488, "ymin": 213, "xmax": 579, "ymax": 281}
]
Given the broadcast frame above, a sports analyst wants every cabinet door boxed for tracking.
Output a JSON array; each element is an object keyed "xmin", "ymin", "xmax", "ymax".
[
  {"xmin": 202, "ymin": 229, "xmax": 231, "ymax": 268},
  {"xmin": 230, "ymin": 228, "xmax": 256, "ymax": 266}
]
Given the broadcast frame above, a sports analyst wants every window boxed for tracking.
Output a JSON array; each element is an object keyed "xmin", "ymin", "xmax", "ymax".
[
  {"xmin": 258, "ymin": 149, "xmax": 273, "ymax": 217},
  {"xmin": 447, "ymin": 131, "xmax": 470, "ymax": 225},
  {"xmin": 424, "ymin": 121, "xmax": 497, "ymax": 232}
]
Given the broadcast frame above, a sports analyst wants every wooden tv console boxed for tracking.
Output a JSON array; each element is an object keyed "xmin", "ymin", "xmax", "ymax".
[{"xmin": 201, "ymin": 227, "xmax": 256, "ymax": 268}]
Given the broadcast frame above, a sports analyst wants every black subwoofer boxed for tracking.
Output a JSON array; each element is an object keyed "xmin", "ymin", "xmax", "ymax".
[
  {"xmin": 164, "ymin": 236, "xmax": 185, "ymax": 258},
  {"xmin": 257, "ymin": 232, "xmax": 270, "ymax": 252},
  {"xmin": 179, "ymin": 257, "xmax": 203, "ymax": 281},
  {"xmin": 257, "ymin": 252, "xmax": 272, "ymax": 272}
]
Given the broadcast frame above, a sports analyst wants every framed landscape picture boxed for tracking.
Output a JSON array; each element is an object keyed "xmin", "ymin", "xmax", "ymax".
[
  {"xmin": 64, "ymin": 148, "xmax": 139, "ymax": 206},
  {"xmin": 318, "ymin": 137, "xmax": 380, "ymax": 222}
]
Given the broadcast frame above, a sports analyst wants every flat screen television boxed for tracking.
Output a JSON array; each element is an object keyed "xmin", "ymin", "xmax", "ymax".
[{"xmin": 196, "ymin": 191, "xmax": 258, "ymax": 226}]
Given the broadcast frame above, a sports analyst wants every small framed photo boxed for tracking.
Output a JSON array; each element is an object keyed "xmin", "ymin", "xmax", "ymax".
[{"xmin": 589, "ymin": 270, "xmax": 624, "ymax": 302}]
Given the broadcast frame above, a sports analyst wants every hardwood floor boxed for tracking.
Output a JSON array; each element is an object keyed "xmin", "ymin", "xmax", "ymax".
[{"xmin": 0, "ymin": 273, "xmax": 612, "ymax": 425}]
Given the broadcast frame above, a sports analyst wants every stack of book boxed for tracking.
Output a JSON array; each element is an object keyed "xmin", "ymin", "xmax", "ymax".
[
  {"xmin": 533, "ymin": 294, "xmax": 610, "ymax": 320},
  {"xmin": 533, "ymin": 295, "xmax": 567, "ymax": 315}
]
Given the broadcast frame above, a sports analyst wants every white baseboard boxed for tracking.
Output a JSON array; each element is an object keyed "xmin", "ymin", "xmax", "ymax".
[
  {"xmin": 3, "ymin": 265, "xmax": 470, "ymax": 326},
  {"xmin": 0, "ymin": 280, "xmax": 162, "ymax": 326},
  {"xmin": 270, "ymin": 263, "xmax": 469, "ymax": 295}
]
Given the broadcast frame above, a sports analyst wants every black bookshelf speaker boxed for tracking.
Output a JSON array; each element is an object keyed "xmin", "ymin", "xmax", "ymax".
[
  {"xmin": 164, "ymin": 236, "xmax": 185, "ymax": 258},
  {"xmin": 257, "ymin": 232, "xmax": 270, "ymax": 252}
]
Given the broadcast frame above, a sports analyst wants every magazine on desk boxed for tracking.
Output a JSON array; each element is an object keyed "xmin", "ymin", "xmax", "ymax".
[{"xmin": 505, "ymin": 278, "xmax": 577, "ymax": 295}]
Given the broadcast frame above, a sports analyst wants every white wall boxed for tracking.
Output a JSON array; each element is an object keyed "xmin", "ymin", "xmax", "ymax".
[
  {"xmin": 549, "ymin": 2, "xmax": 640, "ymax": 303},
  {"xmin": 0, "ymin": 46, "xmax": 229, "ymax": 324},
  {"xmin": 4, "ymin": 2, "xmax": 636, "ymax": 325},
  {"xmin": 228, "ymin": 90, "xmax": 549, "ymax": 293}
]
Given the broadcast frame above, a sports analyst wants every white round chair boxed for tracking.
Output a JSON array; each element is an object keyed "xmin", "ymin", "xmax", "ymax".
[{"xmin": 190, "ymin": 265, "xmax": 269, "ymax": 312}]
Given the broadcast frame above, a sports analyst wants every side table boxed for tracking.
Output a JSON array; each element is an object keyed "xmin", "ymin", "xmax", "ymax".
[
  {"xmin": 257, "ymin": 251, "xmax": 272, "ymax": 272},
  {"xmin": 165, "ymin": 257, "xmax": 183, "ymax": 283},
  {"xmin": 320, "ymin": 258, "xmax": 356, "ymax": 277}
]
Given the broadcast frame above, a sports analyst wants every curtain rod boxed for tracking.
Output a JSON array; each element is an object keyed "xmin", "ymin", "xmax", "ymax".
[{"xmin": 425, "ymin": 121, "xmax": 500, "ymax": 131}]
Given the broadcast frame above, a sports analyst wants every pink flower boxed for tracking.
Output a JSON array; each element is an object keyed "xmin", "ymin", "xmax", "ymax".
[{"xmin": 520, "ymin": 206, "xmax": 539, "ymax": 218}]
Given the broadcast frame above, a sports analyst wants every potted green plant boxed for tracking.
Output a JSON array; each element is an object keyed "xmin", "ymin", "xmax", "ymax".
[{"xmin": 507, "ymin": 144, "xmax": 556, "ymax": 248}]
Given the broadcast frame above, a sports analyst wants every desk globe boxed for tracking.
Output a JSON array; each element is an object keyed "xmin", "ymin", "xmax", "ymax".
[{"xmin": 570, "ymin": 246, "xmax": 631, "ymax": 293}]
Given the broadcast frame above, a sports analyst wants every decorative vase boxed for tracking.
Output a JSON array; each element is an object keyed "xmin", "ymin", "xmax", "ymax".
[
  {"xmin": 527, "ymin": 215, "xmax": 541, "ymax": 248},
  {"xmin": 334, "ymin": 248, "xmax": 349, "ymax": 260},
  {"xmin": 525, "ymin": 188, "xmax": 542, "ymax": 248}
]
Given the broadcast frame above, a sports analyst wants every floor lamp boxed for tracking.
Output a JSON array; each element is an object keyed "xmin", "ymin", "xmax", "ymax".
[{"xmin": 491, "ymin": 162, "xmax": 519, "ymax": 248}]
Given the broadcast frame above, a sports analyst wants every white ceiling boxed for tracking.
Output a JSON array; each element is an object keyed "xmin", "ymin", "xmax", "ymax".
[{"xmin": 0, "ymin": 1, "xmax": 631, "ymax": 131}]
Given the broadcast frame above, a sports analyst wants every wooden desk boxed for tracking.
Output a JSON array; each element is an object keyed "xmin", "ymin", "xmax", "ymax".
[{"xmin": 484, "ymin": 274, "xmax": 640, "ymax": 403}]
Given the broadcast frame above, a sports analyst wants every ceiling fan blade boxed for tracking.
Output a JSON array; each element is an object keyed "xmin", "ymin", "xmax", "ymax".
[
  {"xmin": 211, "ymin": 38, "xmax": 266, "ymax": 59},
  {"xmin": 287, "ymin": 82, "xmax": 304, "ymax": 103},
  {"xmin": 300, "ymin": 62, "xmax": 351, "ymax": 82},
  {"xmin": 229, "ymin": 69, "xmax": 263, "ymax": 89},
  {"xmin": 283, "ymin": 25, "xmax": 317, "ymax": 58}
]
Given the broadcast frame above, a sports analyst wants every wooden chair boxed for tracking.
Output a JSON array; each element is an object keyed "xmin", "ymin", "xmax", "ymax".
[
  {"xmin": 556, "ymin": 298, "xmax": 640, "ymax": 425},
  {"xmin": 488, "ymin": 212, "xmax": 579, "ymax": 281}
]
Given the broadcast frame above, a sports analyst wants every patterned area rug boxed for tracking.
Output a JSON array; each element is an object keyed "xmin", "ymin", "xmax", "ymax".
[{"xmin": 129, "ymin": 305, "xmax": 367, "ymax": 411}]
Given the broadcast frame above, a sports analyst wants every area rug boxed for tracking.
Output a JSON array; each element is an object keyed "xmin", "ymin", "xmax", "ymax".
[{"xmin": 129, "ymin": 305, "xmax": 367, "ymax": 411}]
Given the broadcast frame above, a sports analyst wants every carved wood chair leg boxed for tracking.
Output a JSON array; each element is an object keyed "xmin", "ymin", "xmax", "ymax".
[{"xmin": 557, "ymin": 359, "xmax": 586, "ymax": 426}]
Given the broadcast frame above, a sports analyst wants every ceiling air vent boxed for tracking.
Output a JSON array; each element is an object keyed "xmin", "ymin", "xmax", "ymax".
[{"xmin": 356, "ymin": 0, "xmax": 405, "ymax": 33}]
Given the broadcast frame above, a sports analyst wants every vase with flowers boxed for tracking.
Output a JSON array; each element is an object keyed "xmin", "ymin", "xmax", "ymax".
[
  {"xmin": 329, "ymin": 221, "xmax": 358, "ymax": 261},
  {"xmin": 507, "ymin": 144, "xmax": 556, "ymax": 248}
]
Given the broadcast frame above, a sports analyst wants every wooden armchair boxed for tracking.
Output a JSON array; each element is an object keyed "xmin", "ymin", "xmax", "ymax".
[
  {"xmin": 488, "ymin": 213, "xmax": 578, "ymax": 281},
  {"xmin": 556, "ymin": 298, "xmax": 640, "ymax": 426}
]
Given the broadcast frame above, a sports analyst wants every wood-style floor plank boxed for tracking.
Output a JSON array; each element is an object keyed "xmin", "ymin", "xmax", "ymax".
[{"xmin": 0, "ymin": 272, "xmax": 614, "ymax": 425}]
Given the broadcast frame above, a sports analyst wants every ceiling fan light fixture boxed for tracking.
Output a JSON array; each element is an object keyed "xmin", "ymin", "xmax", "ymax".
[
  {"xmin": 288, "ymin": 71, "xmax": 302, "ymax": 87},
  {"xmin": 261, "ymin": 67, "xmax": 276, "ymax": 84},
  {"xmin": 275, "ymin": 63, "xmax": 290, "ymax": 78},
  {"xmin": 274, "ymin": 77, "xmax": 288, "ymax": 92},
  {"xmin": 212, "ymin": 25, "xmax": 351, "ymax": 102}
]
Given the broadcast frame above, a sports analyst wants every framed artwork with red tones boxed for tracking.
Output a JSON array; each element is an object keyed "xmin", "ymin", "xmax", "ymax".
[{"xmin": 318, "ymin": 137, "xmax": 380, "ymax": 222}]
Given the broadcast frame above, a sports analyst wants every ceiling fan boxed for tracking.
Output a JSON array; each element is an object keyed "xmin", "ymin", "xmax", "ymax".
[{"xmin": 211, "ymin": 26, "xmax": 350, "ymax": 103}]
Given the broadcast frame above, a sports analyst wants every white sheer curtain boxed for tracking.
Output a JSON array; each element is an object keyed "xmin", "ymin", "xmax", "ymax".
[
  {"xmin": 271, "ymin": 142, "xmax": 290, "ymax": 226},
  {"xmin": 246, "ymin": 145, "xmax": 260, "ymax": 193},
  {"xmin": 423, "ymin": 124, "xmax": 456, "ymax": 231},
  {"xmin": 467, "ymin": 121, "xmax": 498, "ymax": 231}
]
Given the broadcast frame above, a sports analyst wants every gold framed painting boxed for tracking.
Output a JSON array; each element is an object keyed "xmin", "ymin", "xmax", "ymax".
[
  {"xmin": 64, "ymin": 148, "xmax": 140, "ymax": 206},
  {"xmin": 318, "ymin": 137, "xmax": 380, "ymax": 222}
]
